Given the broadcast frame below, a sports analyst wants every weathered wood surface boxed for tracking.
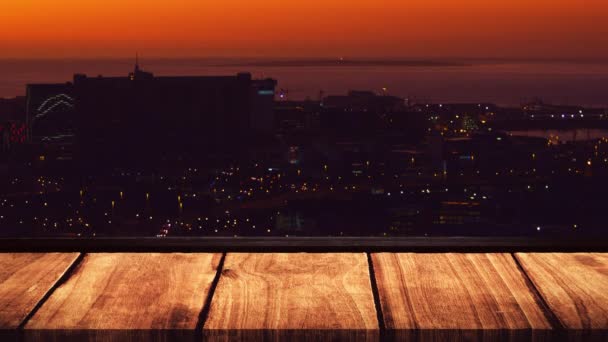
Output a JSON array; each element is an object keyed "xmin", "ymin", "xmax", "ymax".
[
  {"xmin": 203, "ymin": 253, "xmax": 378, "ymax": 341},
  {"xmin": 24, "ymin": 253, "xmax": 221, "ymax": 341},
  {"xmin": 516, "ymin": 253, "xmax": 608, "ymax": 335},
  {"xmin": 3, "ymin": 252, "xmax": 606, "ymax": 341},
  {"xmin": 0, "ymin": 253, "xmax": 80, "ymax": 330},
  {"xmin": 372, "ymin": 253, "xmax": 553, "ymax": 340}
]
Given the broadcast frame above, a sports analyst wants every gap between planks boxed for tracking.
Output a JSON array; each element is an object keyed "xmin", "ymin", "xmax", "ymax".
[
  {"xmin": 17, "ymin": 253, "xmax": 85, "ymax": 330},
  {"xmin": 195, "ymin": 252, "xmax": 227, "ymax": 337}
]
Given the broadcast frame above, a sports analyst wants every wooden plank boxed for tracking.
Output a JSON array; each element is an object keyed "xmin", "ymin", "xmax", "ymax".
[
  {"xmin": 516, "ymin": 253, "xmax": 608, "ymax": 337},
  {"xmin": 0, "ymin": 253, "xmax": 80, "ymax": 330},
  {"xmin": 203, "ymin": 253, "xmax": 378, "ymax": 341},
  {"xmin": 24, "ymin": 253, "xmax": 221, "ymax": 341},
  {"xmin": 372, "ymin": 253, "xmax": 553, "ymax": 340}
]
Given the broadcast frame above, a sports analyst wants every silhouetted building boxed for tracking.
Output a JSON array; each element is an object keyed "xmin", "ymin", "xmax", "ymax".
[
  {"xmin": 275, "ymin": 100, "xmax": 322, "ymax": 132},
  {"xmin": 0, "ymin": 97, "xmax": 25, "ymax": 121},
  {"xmin": 0, "ymin": 97, "xmax": 26, "ymax": 151},
  {"xmin": 71, "ymin": 63, "xmax": 276, "ymax": 168},
  {"xmin": 321, "ymin": 91, "xmax": 407, "ymax": 138},
  {"xmin": 25, "ymin": 83, "xmax": 75, "ymax": 143},
  {"xmin": 323, "ymin": 91, "xmax": 405, "ymax": 112}
]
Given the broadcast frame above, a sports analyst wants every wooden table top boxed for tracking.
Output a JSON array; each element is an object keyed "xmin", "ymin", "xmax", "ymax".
[{"xmin": 0, "ymin": 252, "xmax": 605, "ymax": 341}]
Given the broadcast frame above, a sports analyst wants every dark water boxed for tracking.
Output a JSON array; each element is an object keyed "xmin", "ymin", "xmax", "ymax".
[{"xmin": 1, "ymin": 58, "xmax": 608, "ymax": 106}]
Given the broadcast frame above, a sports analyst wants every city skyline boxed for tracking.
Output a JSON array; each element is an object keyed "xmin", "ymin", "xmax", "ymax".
[{"xmin": 0, "ymin": 2, "xmax": 606, "ymax": 340}]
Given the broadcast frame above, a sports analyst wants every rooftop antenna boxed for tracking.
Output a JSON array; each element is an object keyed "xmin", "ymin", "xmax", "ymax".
[{"xmin": 135, "ymin": 52, "xmax": 140, "ymax": 73}]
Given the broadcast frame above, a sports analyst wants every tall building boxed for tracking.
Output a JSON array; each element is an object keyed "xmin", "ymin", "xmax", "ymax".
[{"xmin": 70, "ymin": 63, "xmax": 276, "ymax": 168}]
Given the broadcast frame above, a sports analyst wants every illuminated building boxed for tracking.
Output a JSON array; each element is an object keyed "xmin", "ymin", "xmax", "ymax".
[
  {"xmin": 0, "ymin": 96, "xmax": 26, "ymax": 150},
  {"xmin": 25, "ymin": 84, "xmax": 75, "ymax": 143}
]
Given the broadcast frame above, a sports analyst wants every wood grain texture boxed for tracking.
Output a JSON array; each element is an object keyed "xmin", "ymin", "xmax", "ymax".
[
  {"xmin": 515, "ymin": 253, "xmax": 608, "ymax": 332},
  {"xmin": 203, "ymin": 253, "xmax": 378, "ymax": 341},
  {"xmin": 0, "ymin": 253, "xmax": 80, "ymax": 330},
  {"xmin": 24, "ymin": 253, "xmax": 221, "ymax": 341},
  {"xmin": 372, "ymin": 253, "xmax": 553, "ymax": 340}
]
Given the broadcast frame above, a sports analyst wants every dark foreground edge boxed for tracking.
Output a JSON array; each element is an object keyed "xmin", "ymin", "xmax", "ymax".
[{"xmin": 0, "ymin": 237, "xmax": 607, "ymax": 252}]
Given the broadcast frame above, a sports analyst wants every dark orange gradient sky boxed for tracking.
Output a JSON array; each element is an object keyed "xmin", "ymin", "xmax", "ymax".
[{"xmin": 1, "ymin": 0, "xmax": 607, "ymax": 59}]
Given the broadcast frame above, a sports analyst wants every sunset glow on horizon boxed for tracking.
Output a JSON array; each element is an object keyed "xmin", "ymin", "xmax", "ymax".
[{"xmin": 1, "ymin": 0, "xmax": 608, "ymax": 59}]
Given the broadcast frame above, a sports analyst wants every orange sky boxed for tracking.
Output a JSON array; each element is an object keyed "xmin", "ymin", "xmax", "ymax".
[{"xmin": 1, "ymin": 0, "xmax": 607, "ymax": 59}]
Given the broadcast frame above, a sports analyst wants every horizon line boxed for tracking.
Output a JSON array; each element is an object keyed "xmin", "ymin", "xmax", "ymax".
[{"xmin": 0, "ymin": 56, "xmax": 607, "ymax": 63}]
